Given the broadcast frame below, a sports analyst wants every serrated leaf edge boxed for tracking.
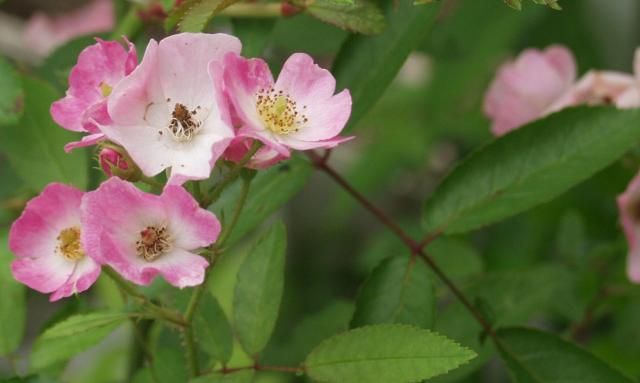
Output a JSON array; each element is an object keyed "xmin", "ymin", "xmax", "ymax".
[{"xmin": 304, "ymin": 323, "xmax": 477, "ymax": 383}]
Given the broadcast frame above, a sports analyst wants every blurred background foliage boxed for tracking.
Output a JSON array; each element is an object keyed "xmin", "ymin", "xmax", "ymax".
[{"xmin": 1, "ymin": 0, "xmax": 640, "ymax": 382}]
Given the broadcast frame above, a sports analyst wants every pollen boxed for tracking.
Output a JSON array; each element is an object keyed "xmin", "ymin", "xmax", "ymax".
[
  {"xmin": 256, "ymin": 87, "xmax": 308, "ymax": 135},
  {"xmin": 56, "ymin": 227, "xmax": 84, "ymax": 261},
  {"xmin": 135, "ymin": 225, "xmax": 171, "ymax": 262},
  {"xmin": 168, "ymin": 103, "xmax": 202, "ymax": 142}
]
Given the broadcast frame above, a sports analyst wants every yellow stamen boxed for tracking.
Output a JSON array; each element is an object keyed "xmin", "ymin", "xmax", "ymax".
[
  {"xmin": 256, "ymin": 88, "xmax": 308, "ymax": 135},
  {"xmin": 57, "ymin": 227, "xmax": 84, "ymax": 261},
  {"xmin": 100, "ymin": 82, "xmax": 112, "ymax": 97}
]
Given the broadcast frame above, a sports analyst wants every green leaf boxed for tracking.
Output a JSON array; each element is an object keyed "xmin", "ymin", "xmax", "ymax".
[
  {"xmin": 190, "ymin": 370, "xmax": 254, "ymax": 383},
  {"xmin": 306, "ymin": 0, "xmax": 385, "ymax": 35},
  {"xmin": 332, "ymin": 0, "xmax": 440, "ymax": 128},
  {"xmin": 233, "ymin": 222, "xmax": 287, "ymax": 356},
  {"xmin": 0, "ymin": 231, "xmax": 25, "ymax": 356},
  {"xmin": 153, "ymin": 327, "xmax": 189, "ymax": 383},
  {"xmin": 351, "ymin": 255, "xmax": 435, "ymax": 328},
  {"xmin": 0, "ymin": 76, "xmax": 88, "ymax": 191},
  {"xmin": 0, "ymin": 57, "xmax": 23, "ymax": 126},
  {"xmin": 305, "ymin": 324, "xmax": 476, "ymax": 383},
  {"xmin": 31, "ymin": 312, "xmax": 129, "ymax": 370},
  {"xmin": 497, "ymin": 327, "xmax": 633, "ymax": 382},
  {"xmin": 194, "ymin": 294, "xmax": 233, "ymax": 364},
  {"xmin": 211, "ymin": 157, "xmax": 311, "ymax": 247},
  {"xmin": 178, "ymin": 0, "xmax": 241, "ymax": 32},
  {"xmin": 166, "ymin": 0, "xmax": 239, "ymax": 32},
  {"xmin": 422, "ymin": 107, "xmax": 640, "ymax": 234}
]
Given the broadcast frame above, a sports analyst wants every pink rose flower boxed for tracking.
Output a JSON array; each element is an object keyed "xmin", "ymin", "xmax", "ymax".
[
  {"xmin": 51, "ymin": 38, "xmax": 138, "ymax": 152},
  {"xmin": 483, "ymin": 45, "xmax": 577, "ymax": 136},
  {"xmin": 9, "ymin": 184, "xmax": 101, "ymax": 301},
  {"xmin": 617, "ymin": 171, "xmax": 640, "ymax": 284},
  {"xmin": 81, "ymin": 178, "xmax": 220, "ymax": 288},
  {"xmin": 215, "ymin": 52, "xmax": 353, "ymax": 157},
  {"xmin": 101, "ymin": 33, "xmax": 241, "ymax": 185},
  {"xmin": 23, "ymin": 0, "xmax": 114, "ymax": 56}
]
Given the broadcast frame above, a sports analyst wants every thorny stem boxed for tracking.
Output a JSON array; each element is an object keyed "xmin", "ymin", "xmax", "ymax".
[
  {"xmin": 183, "ymin": 171, "xmax": 255, "ymax": 377},
  {"xmin": 201, "ymin": 141, "xmax": 263, "ymax": 207},
  {"xmin": 307, "ymin": 151, "xmax": 498, "ymax": 340},
  {"xmin": 103, "ymin": 267, "xmax": 188, "ymax": 328}
]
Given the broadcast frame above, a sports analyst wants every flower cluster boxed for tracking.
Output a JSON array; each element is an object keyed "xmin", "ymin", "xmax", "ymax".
[
  {"xmin": 9, "ymin": 33, "xmax": 352, "ymax": 301},
  {"xmin": 484, "ymin": 45, "xmax": 640, "ymax": 284}
]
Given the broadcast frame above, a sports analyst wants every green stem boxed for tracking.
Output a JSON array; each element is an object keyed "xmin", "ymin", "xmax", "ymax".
[
  {"xmin": 103, "ymin": 267, "xmax": 187, "ymax": 328},
  {"xmin": 220, "ymin": 3, "xmax": 283, "ymax": 18},
  {"xmin": 111, "ymin": 5, "xmax": 143, "ymax": 40},
  {"xmin": 216, "ymin": 174, "xmax": 254, "ymax": 249},
  {"xmin": 181, "ymin": 252, "xmax": 218, "ymax": 378},
  {"xmin": 182, "ymin": 326, "xmax": 199, "ymax": 379},
  {"xmin": 202, "ymin": 141, "xmax": 262, "ymax": 207},
  {"xmin": 183, "ymin": 172, "xmax": 255, "ymax": 377},
  {"xmin": 140, "ymin": 175, "xmax": 164, "ymax": 191}
]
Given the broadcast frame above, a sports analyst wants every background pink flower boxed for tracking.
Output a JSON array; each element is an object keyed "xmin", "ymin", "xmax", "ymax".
[
  {"xmin": 51, "ymin": 38, "xmax": 137, "ymax": 152},
  {"xmin": 9, "ymin": 184, "xmax": 101, "ymax": 301},
  {"xmin": 102, "ymin": 33, "xmax": 241, "ymax": 185},
  {"xmin": 216, "ymin": 52, "xmax": 353, "ymax": 157},
  {"xmin": 23, "ymin": 0, "xmax": 114, "ymax": 57},
  {"xmin": 483, "ymin": 45, "xmax": 577, "ymax": 136},
  {"xmin": 617, "ymin": 172, "xmax": 640, "ymax": 284},
  {"xmin": 547, "ymin": 70, "xmax": 636, "ymax": 112},
  {"xmin": 81, "ymin": 178, "xmax": 220, "ymax": 288},
  {"xmin": 612, "ymin": 48, "xmax": 640, "ymax": 108}
]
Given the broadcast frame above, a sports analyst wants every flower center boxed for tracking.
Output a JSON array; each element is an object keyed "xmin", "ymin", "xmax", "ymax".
[
  {"xmin": 135, "ymin": 225, "xmax": 171, "ymax": 262},
  {"xmin": 256, "ymin": 88, "xmax": 308, "ymax": 135},
  {"xmin": 100, "ymin": 82, "xmax": 112, "ymax": 97},
  {"xmin": 56, "ymin": 227, "xmax": 84, "ymax": 261},
  {"xmin": 167, "ymin": 103, "xmax": 202, "ymax": 142}
]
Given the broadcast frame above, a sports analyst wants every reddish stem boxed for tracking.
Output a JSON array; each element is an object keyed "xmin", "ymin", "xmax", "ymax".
[{"xmin": 307, "ymin": 151, "xmax": 497, "ymax": 340}]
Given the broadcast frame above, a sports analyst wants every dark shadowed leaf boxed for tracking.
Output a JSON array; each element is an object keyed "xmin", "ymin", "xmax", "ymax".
[
  {"xmin": 351, "ymin": 255, "xmax": 435, "ymax": 328},
  {"xmin": 497, "ymin": 327, "xmax": 633, "ymax": 382},
  {"xmin": 0, "ymin": 57, "xmax": 23, "ymax": 126},
  {"xmin": 194, "ymin": 294, "xmax": 233, "ymax": 364},
  {"xmin": 0, "ymin": 76, "xmax": 88, "ymax": 190}
]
